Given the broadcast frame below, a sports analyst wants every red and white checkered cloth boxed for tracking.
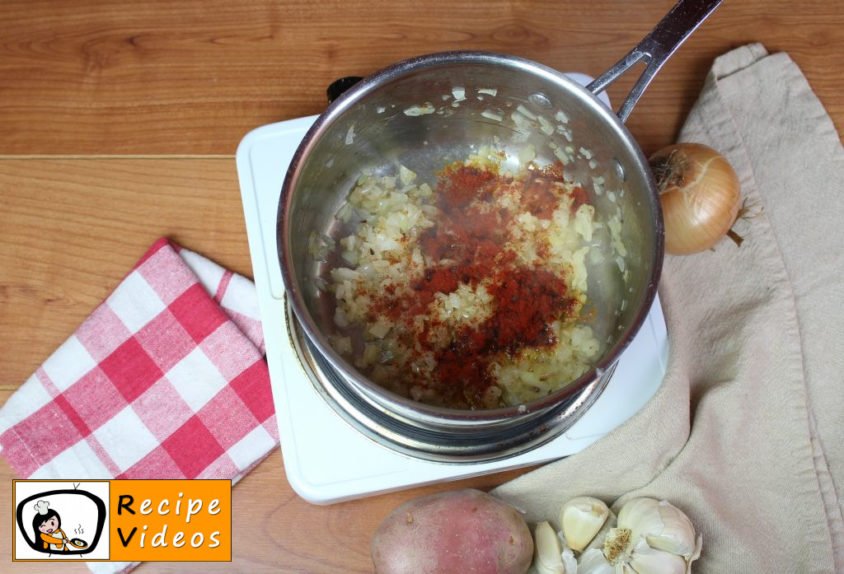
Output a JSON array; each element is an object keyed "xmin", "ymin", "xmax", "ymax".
[{"xmin": 0, "ymin": 238, "xmax": 278, "ymax": 483}]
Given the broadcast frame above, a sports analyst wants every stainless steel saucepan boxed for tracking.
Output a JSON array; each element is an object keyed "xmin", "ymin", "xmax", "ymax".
[{"xmin": 278, "ymin": 0, "xmax": 722, "ymax": 461}]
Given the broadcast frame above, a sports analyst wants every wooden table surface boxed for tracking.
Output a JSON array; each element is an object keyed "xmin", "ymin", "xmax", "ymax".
[{"xmin": 1, "ymin": 1, "xmax": 841, "ymax": 571}]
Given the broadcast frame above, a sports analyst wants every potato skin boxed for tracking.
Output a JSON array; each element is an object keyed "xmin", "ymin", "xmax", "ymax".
[{"xmin": 371, "ymin": 488, "xmax": 533, "ymax": 574}]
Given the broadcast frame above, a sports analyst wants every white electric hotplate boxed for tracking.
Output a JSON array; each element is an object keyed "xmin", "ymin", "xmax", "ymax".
[{"xmin": 236, "ymin": 74, "xmax": 668, "ymax": 505}]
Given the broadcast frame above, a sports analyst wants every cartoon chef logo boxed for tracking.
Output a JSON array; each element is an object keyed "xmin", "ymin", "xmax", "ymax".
[
  {"xmin": 32, "ymin": 499, "xmax": 86, "ymax": 552},
  {"xmin": 14, "ymin": 481, "xmax": 109, "ymax": 561}
]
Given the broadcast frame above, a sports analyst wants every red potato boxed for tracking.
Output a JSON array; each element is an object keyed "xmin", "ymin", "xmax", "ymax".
[{"xmin": 371, "ymin": 489, "xmax": 534, "ymax": 574}]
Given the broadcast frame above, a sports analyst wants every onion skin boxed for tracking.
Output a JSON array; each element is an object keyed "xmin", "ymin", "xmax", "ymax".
[{"xmin": 649, "ymin": 143, "xmax": 741, "ymax": 255}]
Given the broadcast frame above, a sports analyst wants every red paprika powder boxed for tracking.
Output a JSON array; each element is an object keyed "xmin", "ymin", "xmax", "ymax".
[{"xmin": 364, "ymin": 160, "xmax": 587, "ymax": 408}]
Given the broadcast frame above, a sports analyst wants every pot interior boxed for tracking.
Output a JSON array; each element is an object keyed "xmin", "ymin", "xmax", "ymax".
[{"xmin": 279, "ymin": 52, "xmax": 662, "ymax": 416}]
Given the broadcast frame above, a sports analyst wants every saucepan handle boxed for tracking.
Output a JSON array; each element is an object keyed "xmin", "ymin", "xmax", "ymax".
[
  {"xmin": 587, "ymin": 0, "xmax": 723, "ymax": 122},
  {"xmin": 327, "ymin": 76, "xmax": 364, "ymax": 104}
]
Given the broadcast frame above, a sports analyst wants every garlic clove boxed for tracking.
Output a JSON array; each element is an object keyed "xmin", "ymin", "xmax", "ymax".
[
  {"xmin": 617, "ymin": 498, "xmax": 697, "ymax": 560},
  {"xmin": 617, "ymin": 497, "xmax": 656, "ymax": 541},
  {"xmin": 560, "ymin": 496, "xmax": 610, "ymax": 552},
  {"xmin": 684, "ymin": 535, "xmax": 703, "ymax": 574},
  {"xmin": 648, "ymin": 501, "xmax": 697, "ymax": 560},
  {"xmin": 627, "ymin": 539, "xmax": 686, "ymax": 574},
  {"xmin": 578, "ymin": 548, "xmax": 615, "ymax": 574},
  {"xmin": 584, "ymin": 509, "xmax": 618, "ymax": 554},
  {"xmin": 561, "ymin": 546, "xmax": 578, "ymax": 573},
  {"xmin": 532, "ymin": 521, "xmax": 566, "ymax": 574}
]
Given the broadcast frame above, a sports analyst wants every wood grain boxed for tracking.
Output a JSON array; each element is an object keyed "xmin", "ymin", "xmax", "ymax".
[
  {"xmin": 0, "ymin": 158, "xmax": 251, "ymax": 388},
  {"xmin": 1, "ymin": 1, "xmax": 842, "ymax": 572},
  {"xmin": 0, "ymin": 0, "xmax": 841, "ymax": 156}
]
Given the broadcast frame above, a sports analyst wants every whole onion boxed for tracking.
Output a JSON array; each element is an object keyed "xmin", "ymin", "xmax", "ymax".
[{"xmin": 649, "ymin": 143, "xmax": 742, "ymax": 255}]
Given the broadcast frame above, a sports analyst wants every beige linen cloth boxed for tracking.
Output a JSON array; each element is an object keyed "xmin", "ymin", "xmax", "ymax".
[{"xmin": 493, "ymin": 44, "xmax": 844, "ymax": 573}]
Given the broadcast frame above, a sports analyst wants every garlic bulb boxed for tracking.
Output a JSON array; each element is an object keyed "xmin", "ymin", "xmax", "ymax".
[
  {"xmin": 545, "ymin": 496, "xmax": 702, "ymax": 574},
  {"xmin": 618, "ymin": 498, "xmax": 699, "ymax": 561},
  {"xmin": 600, "ymin": 498, "xmax": 702, "ymax": 574},
  {"xmin": 560, "ymin": 496, "xmax": 610, "ymax": 552},
  {"xmin": 531, "ymin": 521, "xmax": 567, "ymax": 574}
]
